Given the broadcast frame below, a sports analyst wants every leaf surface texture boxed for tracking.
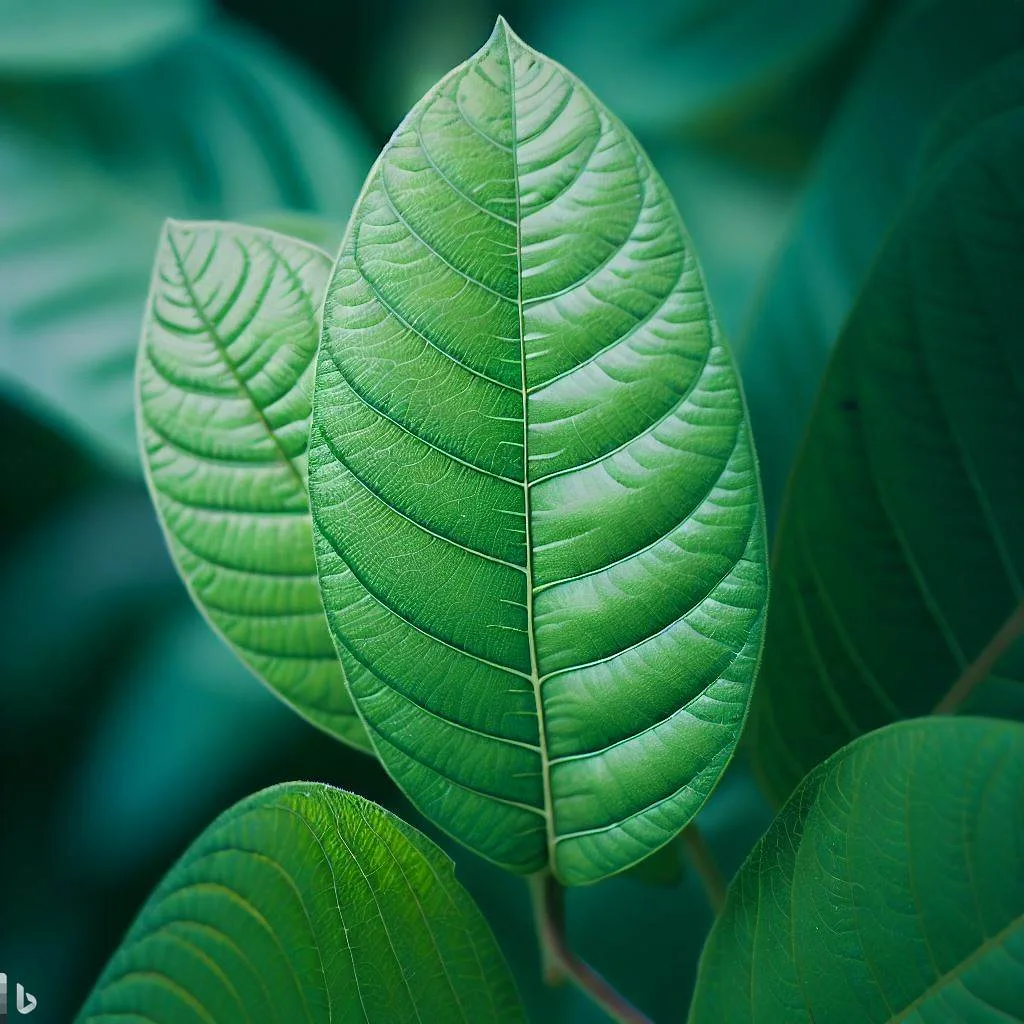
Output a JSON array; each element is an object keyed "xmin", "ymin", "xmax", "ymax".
[
  {"xmin": 691, "ymin": 718, "xmax": 1024, "ymax": 1023},
  {"xmin": 140, "ymin": 221, "xmax": 368, "ymax": 750},
  {"xmin": 309, "ymin": 20, "xmax": 767, "ymax": 884},
  {"xmin": 77, "ymin": 783, "xmax": 525, "ymax": 1023}
]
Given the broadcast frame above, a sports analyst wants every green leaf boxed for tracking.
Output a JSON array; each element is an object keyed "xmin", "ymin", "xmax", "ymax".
[
  {"xmin": 0, "ymin": 21, "xmax": 372, "ymax": 469},
  {"xmin": 139, "ymin": 220, "xmax": 369, "ymax": 752},
  {"xmin": 308, "ymin": 19, "xmax": 768, "ymax": 885},
  {"xmin": 0, "ymin": 0, "xmax": 204, "ymax": 73},
  {"xmin": 748, "ymin": 94, "xmax": 1024, "ymax": 802},
  {"xmin": 740, "ymin": 0, "xmax": 1024, "ymax": 519},
  {"xmin": 690, "ymin": 717, "xmax": 1024, "ymax": 1023},
  {"xmin": 76, "ymin": 783, "xmax": 526, "ymax": 1023}
]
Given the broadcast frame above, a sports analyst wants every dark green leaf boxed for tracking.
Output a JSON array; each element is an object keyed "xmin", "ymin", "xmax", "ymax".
[
  {"xmin": 76, "ymin": 783, "xmax": 525, "ymax": 1023},
  {"xmin": 691, "ymin": 717, "xmax": 1024, "ymax": 1023},
  {"xmin": 748, "ymin": 92, "xmax": 1024, "ymax": 801},
  {"xmin": 309, "ymin": 19, "xmax": 767, "ymax": 885},
  {"xmin": 740, "ymin": 0, "xmax": 1024, "ymax": 519},
  {"xmin": 139, "ymin": 220, "xmax": 369, "ymax": 751},
  {"xmin": 0, "ymin": 22, "xmax": 371, "ymax": 468}
]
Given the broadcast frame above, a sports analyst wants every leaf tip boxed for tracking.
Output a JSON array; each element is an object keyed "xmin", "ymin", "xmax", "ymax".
[{"xmin": 487, "ymin": 14, "xmax": 527, "ymax": 54}]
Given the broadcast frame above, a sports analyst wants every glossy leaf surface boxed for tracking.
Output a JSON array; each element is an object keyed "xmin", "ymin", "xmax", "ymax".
[
  {"xmin": 740, "ymin": 0, "xmax": 1024, "ymax": 519},
  {"xmin": 0, "ymin": 23, "xmax": 371, "ymax": 468},
  {"xmin": 749, "ymin": 93, "xmax": 1024, "ymax": 802},
  {"xmin": 77, "ymin": 783, "xmax": 525, "ymax": 1023},
  {"xmin": 691, "ymin": 717, "xmax": 1024, "ymax": 1023},
  {"xmin": 139, "ymin": 222, "xmax": 368, "ymax": 750},
  {"xmin": 309, "ymin": 20, "xmax": 768, "ymax": 885}
]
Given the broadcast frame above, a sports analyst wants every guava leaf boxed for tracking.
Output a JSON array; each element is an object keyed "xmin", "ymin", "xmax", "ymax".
[
  {"xmin": 139, "ymin": 221, "xmax": 368, "ymax": 751},
  {"xmin": 748, "ymin": 88, "xmax": 1024, "ymax": 802},
  {"xmin": 691, "ymin": 717, "xmax": 1024, "ymax": 1023},
  {"xmin": 76, "ymin": 783, "xmax": 525, "ymax": 1023},
  {"xmin": 309, "ymin": 19, "xmax": 768, "ymax": 885}
]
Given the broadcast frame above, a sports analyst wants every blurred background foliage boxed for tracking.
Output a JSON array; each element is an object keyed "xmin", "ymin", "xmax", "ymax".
[{"xmin": 1, "ymin": 0, "xmax": 1021, "ymax": 1020}]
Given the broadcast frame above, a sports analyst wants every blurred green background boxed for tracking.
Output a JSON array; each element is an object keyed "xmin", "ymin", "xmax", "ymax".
[{"xmin": 2, "ymin": 0, "xmax": 1020, "ymax": 1020}]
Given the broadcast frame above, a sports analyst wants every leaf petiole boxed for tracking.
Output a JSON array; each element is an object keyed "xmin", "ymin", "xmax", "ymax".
[{"xmin": 528, "ymin": 871, "xmax": 654, "ymax": 1024}]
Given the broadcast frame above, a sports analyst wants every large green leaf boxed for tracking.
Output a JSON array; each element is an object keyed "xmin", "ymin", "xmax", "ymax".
[
  {"xmin": 0, "ymin": 21, "xmax": 371, "ymax": 468},
  {"xmin": 76, "ymin": 783, "xmax": 526, "ymax": 1023},
  {"xmin": 740, "ymin": 0, "xmax": 1024, "ymax": 520},
  {"xmin": 748, "ymin": 93, "xmax": 1024, "ymax": 802},
  {"xmin": 0, "ymin": 0, "xmax": 204, "ymax": 73},
  {"xmin": 691, "ymin": 717, "xmax": 1024, "ymax": 1023},
  {"xmin": 139, "ymin": 221, "xmax": 368, "ymax": 751},
  {"xmin": 308, "ymin": 20, "xmax": 768, "ymax": 885}
]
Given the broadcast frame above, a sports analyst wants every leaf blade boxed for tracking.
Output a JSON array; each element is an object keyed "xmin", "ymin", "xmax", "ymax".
[
  {"xmin": 139, "ymin": 220, "xmax": 368, "ymax": 751},
  {"xmin": 76, "ymin": 783, "xmax": 526, "ymax": 1023},
  {"xmin": 309, "ymin": 20, "xmax": 767, "ymax": 884},
  {"xmin": 690, "ymin": 717, "xmax": 1024, "ymax": 1023},
  {"xmin": 749, "ymin": 85, "xmax": 1024, "ymax": 801}
]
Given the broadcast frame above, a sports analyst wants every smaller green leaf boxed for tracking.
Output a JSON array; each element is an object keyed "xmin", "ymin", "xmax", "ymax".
[
  {"xmin": 76, "ymin": 783, "xmax": 526, "ymax": 1023},
  {"xmin": 138, "ymin": 220, "xmax": 369, "ymax": 751},
  {"xmin": 0, "ymin": 0, "xmax": 204, "ymax": 73},
  {"xmin": 691, "ymin": 717, "xmax": 1024, "ymax": 1024}
]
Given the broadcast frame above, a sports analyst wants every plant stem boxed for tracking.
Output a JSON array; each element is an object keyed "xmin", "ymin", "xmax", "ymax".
[
  {"xmin": 529, "ymin": 872, "xmax": 653, "ymax": 1024},
  {"xmin": 680, "ymin": 823, "xmax": 727, "ymax": 914},
  {"xmin": 933, "ymin": 598, "xmax": 1024, "ymax": 713}
]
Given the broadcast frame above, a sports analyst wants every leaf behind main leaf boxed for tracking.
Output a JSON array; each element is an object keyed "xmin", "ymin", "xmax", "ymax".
[
  {"xmin": 76, "ymin": 783, "xmax": 525, "ymax": 1023},
  {"xmin": 749, "ymin": 83, "xmax": 1024, "ymax": 802},
  {"xmin": 690, "ymin": 717, "xmax": 1024, "ymax": 1023},
  {"xmin": 309, "ymin": 19, "xmax": 768, "ymax": 885},
  {"xmin": 139, "ymin": 220, "xmax": 369, "ymax": 751}
]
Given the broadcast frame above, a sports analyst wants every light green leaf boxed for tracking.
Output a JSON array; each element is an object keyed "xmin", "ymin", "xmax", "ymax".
[
  {"xmin": 740, "ymin": 0, "xmax": 1024, "ymax": 519},
  {"xmin": 76, "ymin": 783, "xmax": 526, "ymax": 1023},
  {"xmin": 0, "ymin": 0, "xmax": 204, "ymax": 73},
  {"xmin": 308, "ymin": 19, "xmax": 768, "ymax": 885},
  {"xmin": 139, "ymin": 220, "xmax": 369, "ymax": 751},
  {"xmin": 0, "ymin": 21, "xmax": 372, "ymax": 469},
  {"xmin": 691, "ymin": 717, "xmax": 1024, "ymax": 1023},
  {"xmin": 748, "ymin": 91, "xmax": 1024, "ymax": 802}
]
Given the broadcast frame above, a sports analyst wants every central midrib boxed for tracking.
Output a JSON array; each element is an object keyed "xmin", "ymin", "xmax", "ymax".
[
  {"xmin": 165, "ymin": 228, "xmax": 307, "ymax": 496},
  {"xmin": 503, "ymin": 31, "xmax": 558, "ymax": 870}
]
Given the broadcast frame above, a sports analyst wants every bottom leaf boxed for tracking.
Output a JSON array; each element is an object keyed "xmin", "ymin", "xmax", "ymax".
[
  {"xmin": 690, "ymin": 717, "xmax": 1024, "ymax": 1023},
  {"xmin": 77, "ymin": 783, "xmax": 525, "ymax": 1023}
]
